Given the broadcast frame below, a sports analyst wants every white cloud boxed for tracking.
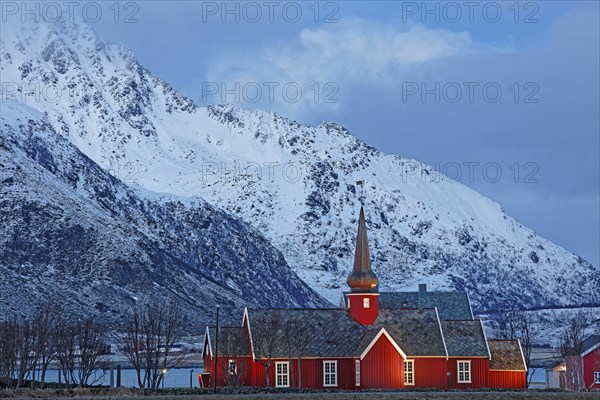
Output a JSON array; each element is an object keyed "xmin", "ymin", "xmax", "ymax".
[{"xmin": 203, "ymin": 18, "xmax": 484, "ymax": 116}]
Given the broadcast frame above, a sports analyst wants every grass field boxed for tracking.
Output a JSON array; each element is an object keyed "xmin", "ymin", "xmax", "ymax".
[{"xmin": 2, "ymin": 388, "xmax": 600, "ymax": 400}]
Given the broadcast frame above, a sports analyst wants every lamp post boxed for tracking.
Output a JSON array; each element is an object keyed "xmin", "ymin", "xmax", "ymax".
[
  {"xmin": 190, "ymin": 369, "xmax": 194, "ymax": 388},
  {"xmin": 214, "ymin": 305, "xmax": 219, "ymax": 394},
  {"xmin": 162, "ymin": 368, "xmax": 168, "ymax": 389}
]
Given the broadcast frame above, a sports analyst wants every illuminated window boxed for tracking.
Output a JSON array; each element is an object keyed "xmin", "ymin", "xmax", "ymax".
[
  {"xmin": 457, "ymin": 360, "xmax": 471, "ymax": 383},
  {"xmin": 275, "ymin": 361, "xmax": 289, "ymax": 387},
  {"xmin": 404, "ymin": 360, "xmax": 414, "ymax": 385},
  {"xmin": 228, "ymin": 359, "xmax": 236, "ymax": 375},
  {"xmin": 355, "ymin": 360, "xmax": 360, "ymax": 386},
  {"xmin": 363, "ymin": 298, "xmax": 370, "ymax": 308},
  {"xmin": 323, "ymin": 360, "xmax": 337, "ymax": 387}
]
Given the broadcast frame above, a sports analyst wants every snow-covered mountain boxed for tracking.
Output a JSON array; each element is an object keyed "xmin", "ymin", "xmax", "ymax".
[
  {"xmin": 1, "ymin": 19, "xmax": 598, "ymax": 314},
  {"xmin": 0, "ymin": 100, "xmax": 325, "ymax": 328}
]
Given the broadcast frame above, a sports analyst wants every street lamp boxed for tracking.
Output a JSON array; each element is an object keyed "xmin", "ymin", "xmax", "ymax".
[
  {"xmin": 162, "ymin": 369, "xmax": 168, "ymax": 389},
  {"xmin": 190, "ymin": 369, "xmax": 195, "ymax": 388},
  {"xmin": 214, "ymin": 305, "xmax": 220, "ymax": 394}
]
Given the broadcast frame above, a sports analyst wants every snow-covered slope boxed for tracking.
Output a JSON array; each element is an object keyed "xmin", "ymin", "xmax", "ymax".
[
  {"xmin": 1, "ymin": 19, "xmax": 598, "ymax": 312},
  {"xmin": 0, "ymin": 100, "xmax": 325, "ymax": 327}
]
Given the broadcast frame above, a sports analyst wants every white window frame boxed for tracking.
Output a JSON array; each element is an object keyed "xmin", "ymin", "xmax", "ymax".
[
  {"xmin": 594, "ymin": 371, "xmax": 600, "ymax": 384},
  {"xmin": 227, "ymin": 359, "xmax": 237, "ymax": 375},
  {"xmin": 404, "ymin": 359, "xmax": 415, "ymax": 385},
  {"xmin": 323, "ymin": 360, "xmax": 338, "ymax": 387},
  {"xmin": 457, "ymin": 360, "xmax": 471, "ymax": 383},
  {"xmin": 363, "ymin": 298, "xmax": 370, "ymax": 308},
  {"xmin": 355, "ymin": 359, "xmax": 360, "ymax": 386},
  {"xmin": 275, "ymin": 361, "xmax": 289, "ymax": 388}
]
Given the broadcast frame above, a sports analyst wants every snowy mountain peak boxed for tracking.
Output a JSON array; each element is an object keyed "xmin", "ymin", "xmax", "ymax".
[{"xmin": 2, "ymin": 20, "xmax": 598, "ymax": 314}]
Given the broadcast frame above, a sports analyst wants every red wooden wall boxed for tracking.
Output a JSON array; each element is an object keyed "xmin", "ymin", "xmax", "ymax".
[
  {"xmin": 489, "ymin": 370, "xmax": 526, "ymax": 388},
  {"xmin": 248, "ymin": 358, "xmax": 357, "ymax": 389},
  {"xmin": 412, "ymin": 358, "xmax": 449, "ymax": 388},
  {"xmin": 583, "ymin": 349, "xmax": 600, "ymax": 390},
  {"xmin": 447, "ymin": 358, "xmax": 489, "ymax": 389},
  {"xmin": 348, "ymin": 293, "xmax": 379, "ymax": 325},
  {"xmin": 360, "ymin": 334, "xmax": 404, "ymax": 388}
]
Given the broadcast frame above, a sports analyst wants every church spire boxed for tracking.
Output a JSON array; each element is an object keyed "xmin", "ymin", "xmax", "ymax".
[{"xmin": 347, "ymin": 205, "xmax": 379, "ymax": 292}]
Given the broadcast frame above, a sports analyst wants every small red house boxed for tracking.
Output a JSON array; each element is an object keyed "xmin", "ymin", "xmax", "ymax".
[
  {"xmin": 565, "ymin": 335, "xmax": 600, "ymax": 391},
  {"xmin": 581, "ymin": 335, "xmax": 600, "ymax": 390},
  {"xmin": 487, "ymin": 340, "xmax": 528, "ymax": 388},
  {"xmin": 202, "ymin": 206, "xmax": 527, "ymax": 390}
]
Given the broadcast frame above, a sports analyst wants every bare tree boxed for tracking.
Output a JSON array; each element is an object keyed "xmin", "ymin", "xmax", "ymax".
[
  {"xmin": 497, "ymin": 309, "xmax": 537, "ymax": 384},
  {"xmin": 53, "ymin": 316, "xmax": 108, "ymax": 388},
  {"xmin": 283, "ymin": 320, "xmax": 296, "ymax": 388},
  {"xmin": 122, "ymin": 302, "xmax": 187, "ymax": 389},
  {"xmin": 0, "ymin": 318, "xmax": 19, "ymax": 387},
  {"xmin": 252, "ymin": 311, "xmax": 281, "ymax": 387},
  {"xmin": 76, "ymin": 318, "xmax": 109, "ymax": 387},
  {"xmin": 557, "ymin": 311, "xmax": 588, "ymax": 391},
  {"xmin": 32, "ymin": 300, "xmax": 60, "ymax": 388},
  {"xmin": 282, "ymin": 319, "xmax": 310, "ymax": 388},
  {"xmin": 55, "ymin": 318, "xmax": 78, "ymax": 388},
  {"xmin": 217, "ymin": 327, "xmax": 248, "ymax": 387},
  {"xmin": 15, "ymin": 317, "xmax": 37, "ymax": 388}
]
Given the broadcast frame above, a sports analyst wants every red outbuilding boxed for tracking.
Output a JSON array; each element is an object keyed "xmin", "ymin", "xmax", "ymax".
[
  {"xmin": 202, "ymin": 205, "xmax": 528, "ymax": 390},
  {"xmin": 564, "ymin": 335, "xmax": 600, "ymax": 391},
  {"xmin": 581, "ymin": 336, "xmax": 600, "ymax": 390}
]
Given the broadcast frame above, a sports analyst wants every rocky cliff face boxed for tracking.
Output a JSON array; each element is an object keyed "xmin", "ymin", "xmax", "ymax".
[{"xmin": 0, "ymin": 101, "xmax": 325, "ymax": 329}]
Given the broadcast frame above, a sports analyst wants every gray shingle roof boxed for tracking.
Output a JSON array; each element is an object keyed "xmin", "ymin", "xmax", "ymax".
[
  {"xmin": 246, "ymin": 308, "xmax": 365, "ymax": 359},
  {"xmin": 205, "ymin": 326, "xmax": 251, "ymax": 357},
  {"xmin": 369, "ymin": 308, "xmax": 447, "ymax": 357},
  {"xmin": 488, "ymin": 340, "xmax": 526, "ymax": 371},
  {"xmin": 441, "ymin": 320, "xmax": 489, "ymax": 357},
  {"xmin": 378, "ymin": 291, "xmax": 473, "ymax": 320},
  {"xmin": 245, "ymin": 307, "xmax": 447, "ymax": 359},
  {"xmin": 581, "ymin": 335, "xmax": 600, "ymax": 355}
]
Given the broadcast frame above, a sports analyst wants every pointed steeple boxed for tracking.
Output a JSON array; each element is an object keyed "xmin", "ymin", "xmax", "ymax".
[{"xmin": 347, "ymin": 206, "xmax": 378, "ymax": 292}]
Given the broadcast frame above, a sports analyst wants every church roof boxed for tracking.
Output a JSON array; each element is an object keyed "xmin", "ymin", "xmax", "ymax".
[
  {"xmin": 378, "ymin": 291, "xmax": 473, "ymax": 320},
  {"xmin": 365, "ymin": 308, "xmax": 447, "ymax": 357},
  {"xmin": 441, "ymin": 320, "xmax": 490, "ymax": 357},
  {"xmin": 241, "ymin": 307, "xmax": 449, "ymax": 358},
  {"xmin": 488, "ymin": 340, "xmax": 527, "ymax": 371},
  {"xmin": 203, "ymin": 308, "xmax": 523, "ymax": 365},
  {"xmin": 342, "ymin": 289, "xmax": 473, "ymax": 321},
  {"xmin": 246, "ymin": 308, "xmax": 364, "ymax": 359},
  {"xmin": 205, "ymin": 326, "xmax": 251, "ymax": 358}
]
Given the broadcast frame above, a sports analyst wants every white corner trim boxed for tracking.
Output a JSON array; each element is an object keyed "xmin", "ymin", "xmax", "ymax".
[
  {"xmin": 242, "ymin": 307, "xmax": 256, "ymax": 360},
  {"xmin": 466, "ymin": 290, "xmax": 475, "ymax": 319},
  {"xmin": 480, "ymin": 319, "xmax": 492, "ymax": 360},
  {"xmin": 517, "ymin": 339, "xmax": 528, "ymax": 372},
  {"xmin": 360, "ymin": 328, "xmax": 407, "ymax": 360},
  {"xmin": 203, "ymin": 326, "xmax": 213, "ymax": 358},
  {"xmin": 581, "ymin": 341, "xmax": 600, "ymax": 357},
  {"xmin": 435, "ymin": 307, "xmax": 449, "ymax": 360},
  {"xmin": 340, "ymin": 293, "xmax": 347, "ymax": 308},
  {"xmin": 404, "ymin": 359, "xmax": 415, "ymax": 386}
]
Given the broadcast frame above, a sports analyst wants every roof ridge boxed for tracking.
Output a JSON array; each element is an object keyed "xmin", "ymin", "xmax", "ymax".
[{"xmin": 247, "ymin": 307, "xmax": 347, "ymax": 311}]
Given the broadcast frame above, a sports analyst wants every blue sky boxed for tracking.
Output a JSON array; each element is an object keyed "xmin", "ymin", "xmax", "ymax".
[{"xmin": 93, "ymin": 1, "xmax": 599, "ymax": 267}]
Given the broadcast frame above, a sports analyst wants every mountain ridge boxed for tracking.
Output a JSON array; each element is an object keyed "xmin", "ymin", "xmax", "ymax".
[
  {"xmin": 1, "ymin": 19, "xmax": 598, "ymax": 316},
  {"xmin": 0, "ymin": 100, "xmax": 326, "ymax": 328}
]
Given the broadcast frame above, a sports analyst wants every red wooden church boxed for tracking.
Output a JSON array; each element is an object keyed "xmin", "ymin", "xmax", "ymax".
[{"xmin": 202, "ymin": 206, "xmax": 528, "ymax": 389}]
